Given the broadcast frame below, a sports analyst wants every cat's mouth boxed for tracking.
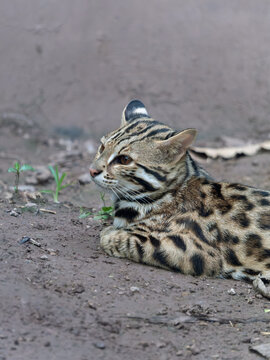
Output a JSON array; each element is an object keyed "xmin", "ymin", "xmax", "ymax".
[{"xmin": 91, "ymin": 173, "xmax": 118, "ymax": 190}]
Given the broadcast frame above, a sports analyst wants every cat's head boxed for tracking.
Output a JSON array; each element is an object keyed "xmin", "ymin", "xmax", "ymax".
[{"xmin": 89, "ymin": 100, "xmax": 196, "ymax": 198}]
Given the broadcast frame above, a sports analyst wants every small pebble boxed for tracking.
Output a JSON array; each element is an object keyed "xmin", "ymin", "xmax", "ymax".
[
  {"xmin": 130, "ymin": 286, "xmax": 140, "ymax": 293},
  {"xmin": 40, "ymin": 255, "xmax": 48, "ymax": 260},
  {"xmin": 93, "ymin": 341, "xmax": 106, "ymax": 349},
  {"xmin": 19, "ymin": 236, "xmax": 31, "ymax": 244},
  {"xmin": 47, "ymin": 248, "xmax": 57, "ymax": 255},
  {"xmin": 228, "ymin": 288, "xmax": 236, "ymax": 295},
  {"xmin": 10, "ymin": 209, "xmax": 20, "ymax": 217},
  {"xmin": 25, "ymin": 202, "xmax": 37, "ymax": 208}
]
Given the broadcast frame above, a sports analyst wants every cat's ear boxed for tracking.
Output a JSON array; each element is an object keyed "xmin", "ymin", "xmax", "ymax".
[
  {"xmin": 156, "ymin": 128, "xmax": 197, "ymax": 163},
  {"xmin": 121, "ymin": 100, "xmax": 150, "ymax": 126}
]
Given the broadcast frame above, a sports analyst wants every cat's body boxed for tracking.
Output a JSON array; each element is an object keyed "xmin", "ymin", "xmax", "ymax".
[{"xmin": 90, "ymin": 100, "xmax": 270, "ymax": 283}]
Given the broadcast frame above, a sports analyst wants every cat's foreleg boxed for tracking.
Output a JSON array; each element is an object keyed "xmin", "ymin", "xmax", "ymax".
[{"xmin": 100, "ymin": 226, "xmax": 144, "ymax": 263}]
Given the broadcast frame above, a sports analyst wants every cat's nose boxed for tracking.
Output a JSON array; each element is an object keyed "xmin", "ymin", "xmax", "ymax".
[{"xmin": 89, "ymin": 168, "xmax": 102, "ymax": 178}]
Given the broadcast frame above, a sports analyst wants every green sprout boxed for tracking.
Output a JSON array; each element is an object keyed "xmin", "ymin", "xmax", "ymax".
[
  {"xmin": 8, "ymin": 162, "xmax": 35, "ymax": 193},
  {"xmin": 79, "ymin": 192, "xmax": 114, "ymax": 220},
  {"xmin": 41, "ymin": 165, "xmax": 72, "ymax": 203}
]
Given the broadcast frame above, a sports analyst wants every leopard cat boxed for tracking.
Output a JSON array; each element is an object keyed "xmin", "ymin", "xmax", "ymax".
[{"xmin": 90, "ymin": 100, "xmax": 270, "ymax": 290}]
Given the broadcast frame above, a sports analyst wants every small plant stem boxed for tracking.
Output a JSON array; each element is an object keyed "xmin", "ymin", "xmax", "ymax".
[
  {"xmin": 53, "ymin": 189, "xmax": 59, "ymax": 203},
  {"xmin": 101, "ymin": 192, "xmax": 106, "ymax": 207},
  {"xmin": 14, "ymin": 171, "xmax": 19, "ymax": 193}
]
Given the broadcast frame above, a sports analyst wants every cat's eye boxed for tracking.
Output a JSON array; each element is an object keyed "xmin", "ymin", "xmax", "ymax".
[{"xmin": 114, "ymin": 155, "xmax": 132, "ymax": 165}]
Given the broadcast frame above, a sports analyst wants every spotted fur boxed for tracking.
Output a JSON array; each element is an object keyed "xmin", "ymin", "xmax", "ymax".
[{"xmin": 90, "ymin": 100, "xmax": 270, "ymax": 282}]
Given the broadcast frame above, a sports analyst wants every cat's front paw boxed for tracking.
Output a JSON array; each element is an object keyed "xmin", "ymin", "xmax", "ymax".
[
  {"xmin": 100, "ymin": 225, "xmax": 115, "ymax": 238},
  {"xmin": 100, "ymin": 226, "xmax": 123, "ymax": 257}
]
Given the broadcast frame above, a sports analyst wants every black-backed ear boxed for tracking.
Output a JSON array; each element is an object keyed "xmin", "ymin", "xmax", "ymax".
[
  {"xmin": 121, "ymin": 100, "xmax": 150, "ymax": 126},
  {"xmin": 156, "ymin": 128, "xmax": 197, "ymax": 163}
]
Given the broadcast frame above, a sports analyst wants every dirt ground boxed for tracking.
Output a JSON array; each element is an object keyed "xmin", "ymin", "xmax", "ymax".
[{"xmin": 0, "ymin": 113, "xmax": 270, "ymax": 360}]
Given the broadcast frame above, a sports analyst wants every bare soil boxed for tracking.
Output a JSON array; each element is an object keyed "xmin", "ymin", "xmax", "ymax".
[{"xmin": 1, "ymin": 117, "xmax": 270, "ymax": 360}]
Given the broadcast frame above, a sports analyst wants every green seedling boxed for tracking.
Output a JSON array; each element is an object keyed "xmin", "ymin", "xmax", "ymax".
[
  {"xmin": 41, "ymin": 165, "xmax": 71, "ymax": 203},
  {"xmin": 8, "ymin": 162, "xmax": 35, "ymax": 193},
  {"xmin": 79, "ymin": 192, "xmax": 114, "ymax": 220}
]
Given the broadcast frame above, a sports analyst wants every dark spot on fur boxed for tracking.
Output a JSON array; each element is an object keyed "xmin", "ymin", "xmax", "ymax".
[
  {"xmin": 259, "ymin": 199, "xmax": 270, "ymax": 206},
  {"xmin": 227, "ymin": 184, "xmax": 246, "ymax": 191},
  {"xmin": 232, "ymin": 212, "xmax": 250, "ymax": 228},
  {"xmin": 211, "ymin": 183, "xmax": 224, "ymax": 200},
  {"xmin": 198, "ymin": 203, "xmax": 213, "ymax": 217},
  {"xmin": 115, "ymin": 207, "xmax": 139, "ymax": 220},
  {"xmin": 149, "ymin": 235, "xmax": 160, "ymax": 247},
  {"xmin": 243, "ymin": 268, "xmax": 260, "ymax": 276},
  {"xmin": 190, "ymin": 254, "xmax": 205, "ymax": 276},
  {"xmin": 135, "ymin": 234, "xmax": 148, "ymax": 243},
  {"xmin": 244, "ymin": 202, "xmax": 255, "ymax": 211},
  {"xmin": 200, "ymin": 192, "xmax": 206, "ymax": 199},
  {"xmin": 177, "ymin": 218, "xmax": 210, "ymax": 245},
  {"xmin": 195, "ymin": 242, "xmax": 203, "ymax": 250},
  {"xmin": 135, "ymin": 226, "xmax": 147, "ymax": 232},
  {"xmin": 266, "ymin": 263, "xmax": 270, "ymax": 269},
  {"xmin": 225, "ymin": 249, "xmax": 242, "ymax": 266},
  {"xmin": 201, "ymin": 179, "xmax": 210, "ymax": 185},
  {"xmin": 230, "ymin": 194, "xmax": 247, "ymax": 201},
  {"xmin": 223, "ymin": 272, "xmax": 233, "ymax": 279},
  {"xmin": 136, "ymin": 241, "xmax": 144, "ymax": 260},
  {"xmin": 246, "ymin": 233, "xmax": 262, "ymax": 248},
  {"xmin": 126, "ymin": 238, "xmax": 130, "ymax": 252},
  {"xmin": 217, "ymin": 203, "xmax": 232, "ymax": 215},
  {"xmin": 260, "ymin": 249, "xmax": 270, "ymax": 260},
  {"xmin": 208, "ymin": 223, "xmax": 222, "ymax": 243},
  {"xmin": 153, "ymin": 249, "xmax": 172, "ymax": 270},
  {"xmin": 208, "ymin": 251, "xmax": 215, "ymax": 257},
  {"xmin": 168, "ymin": 235, "xmax": 186, "ymax": 251},
  {"xmin": 257, "ymin": 213, "xmax": 270, "ymax": 230},
  {"xmin": 246, "ymin": 233, "xmax": 262, "ymax": 256},
  {"xmin": 252, "ymin": 190, "xmax": 270, "ymax": 197},
  {"xmin": 223, "ymin": 231, "xmax": 240, "ymax": 244}
]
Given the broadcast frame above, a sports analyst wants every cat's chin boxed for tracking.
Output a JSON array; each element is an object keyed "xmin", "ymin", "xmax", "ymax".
[{"xmin": 92, "ymin": 181, "xmax": 113, "ymax": 194}]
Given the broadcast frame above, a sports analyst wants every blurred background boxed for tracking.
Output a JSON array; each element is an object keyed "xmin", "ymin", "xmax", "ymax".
[{"xmin": 1, "ymin": 0, "xmax": 270, "ymax": 143}]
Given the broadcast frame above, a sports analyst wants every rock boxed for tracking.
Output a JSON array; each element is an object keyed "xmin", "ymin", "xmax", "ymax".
[
  {"xmin": 40, "ymin": 255, "xmax": 48, "ymax": 260},
  {"xmin": 22, "ymin": 191, "xmax": 44, "ymax": 203},
  {"xmin": 46, "ymin": 248, "xmax": 58, "ymax": 255},
  {"xmin": 228, "ymin": 288, "xmax": 236, "ymax": 295},
  {"xmin": 19, "ymin": 236, "xmax": 31, "ymax": 244},
  {"xmin": 68, "ymin": 284, "xmax": 85, "ymax": 295},
  {"xmin": 130, "ymin": 286, "xmax": 140, "ymax": 293},
  {"xmin": 87, "ymin": 301, "xmax": 97, "ymax": 310},
  {"xmin": 26, "ymin": 165, "xmax": 52, "ymax": 185},
  {"xmin": 25, "ymin": 202, "xmax": 38, "ymax": 208},
  {"xmin": 29, "ymin": 239, "xmax": 41, "ymax": 247},
  {"xmin": 10, "ymin": 208, "xmax": 20, "ymax": 217},
  {"xmin": 250, "ymin": 343, "xmax": 270, "ymax": 358},
  {"xmin": 78, "ymin": 173, "xmax": 91, "ymax": 185},
  {"xmin": 156, "ymin": 341, "xmax": 167, "ymax": 348},
  {"xmin": 93, "ymin": 341, "xmax": 106, "ymax": 349}
]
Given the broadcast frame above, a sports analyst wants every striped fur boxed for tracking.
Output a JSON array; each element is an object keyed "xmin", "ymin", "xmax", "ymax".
[{"xmin": 90, "ymin": 100, "xmax": 270, "ymax": 287}]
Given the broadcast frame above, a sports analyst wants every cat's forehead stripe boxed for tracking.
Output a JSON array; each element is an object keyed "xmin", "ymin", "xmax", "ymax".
[{"xmin": 108, "ymin": 153, "xmax": 117, "ymax": 164}]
